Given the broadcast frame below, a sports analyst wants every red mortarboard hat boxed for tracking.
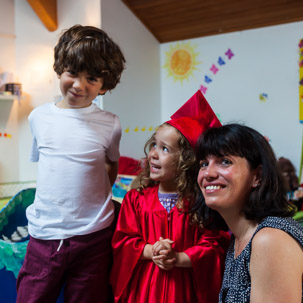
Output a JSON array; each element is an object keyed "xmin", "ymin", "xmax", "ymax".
[{"xmin": 166, "ymin": 90, "xmax": 221, "ymax": 148}]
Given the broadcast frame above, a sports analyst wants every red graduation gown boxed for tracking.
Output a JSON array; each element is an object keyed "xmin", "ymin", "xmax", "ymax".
[{"xmin": 110, "ymin": 186, "xmax": 230, "ymax": 303}]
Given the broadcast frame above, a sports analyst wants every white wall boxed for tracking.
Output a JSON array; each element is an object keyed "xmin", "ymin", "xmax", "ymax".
[
  {"xmin": 101, "ymin": 0, "xmax": 161, "ymax": 160},
  {"xmin": 0, "ymin": 0, "xmax": 15, "ymax": 73},
  {"xmin": 0, "ymin": 0, "xmax": 17, "ymax": 182},
  {"xmin": 160, "ymin": 21, "xmax": 303, "ymax": 174}
]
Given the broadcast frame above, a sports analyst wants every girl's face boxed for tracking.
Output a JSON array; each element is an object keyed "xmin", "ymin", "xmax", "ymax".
[
  {"xmin": 148, "ymin": 124, "xmax": 180, "ymax": 193},
  {"xmin": 197, "ymin": 154, "xmax": 259, "ymax": 213},
  {"xmin": 57, "ymin": 69, "xmax": 107, "ymax": 109}
]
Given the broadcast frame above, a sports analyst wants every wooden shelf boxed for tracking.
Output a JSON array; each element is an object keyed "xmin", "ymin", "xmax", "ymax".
[{"xmin": 0, "ymin": 95, "xmax": 16, "ymax": 101}]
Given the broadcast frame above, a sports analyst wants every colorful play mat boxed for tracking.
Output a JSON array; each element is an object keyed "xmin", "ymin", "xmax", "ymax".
[
  {"xmin": 0, "ymin": 187, "xmax": 68, "ymax": 303},
  {"xmin": 0, "ymin": 188, "xmax": 35, "ymax": 274},
  {"xmin": 0, "ymin": 188, "xmax": 35, "ymax": 302}
]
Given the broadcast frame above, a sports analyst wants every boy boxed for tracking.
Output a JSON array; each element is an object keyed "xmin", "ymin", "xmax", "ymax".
[{"xmin": 16, "ymin": 24, "xmax": 126, "ymax": 303}]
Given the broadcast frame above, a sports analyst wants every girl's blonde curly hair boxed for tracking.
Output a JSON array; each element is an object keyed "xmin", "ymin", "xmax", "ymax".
[{"xmin": 137, "ymin": 123, "xmax": 200, "ymax": 214}]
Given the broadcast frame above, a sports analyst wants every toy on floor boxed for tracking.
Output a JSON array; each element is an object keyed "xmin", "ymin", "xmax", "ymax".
[{"xmin": 278, "ymin": 157, "xmax": 303, "ymax": 211}]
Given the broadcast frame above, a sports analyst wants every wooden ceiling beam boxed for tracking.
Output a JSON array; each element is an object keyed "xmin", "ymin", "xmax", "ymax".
[
  {"xmin": 122, "ymin": 0, "xmax": 303, "ymax": 43},
  {"xmin": 27, "ymin": 0, "xmax": 58, "ymax": 32}
]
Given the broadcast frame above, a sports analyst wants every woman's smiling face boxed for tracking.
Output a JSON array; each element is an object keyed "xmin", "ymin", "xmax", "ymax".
[{"xmin": 197, "ymin": 154, "xmax": 259, "ymax": 213}]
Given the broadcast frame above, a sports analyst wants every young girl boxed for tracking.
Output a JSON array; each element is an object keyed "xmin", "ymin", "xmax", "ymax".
[{"xmin": 110, "ymin": 91, "xmax": 230, "ymax": 303}]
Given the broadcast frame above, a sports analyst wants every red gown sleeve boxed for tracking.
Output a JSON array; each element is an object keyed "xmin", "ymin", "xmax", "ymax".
[
  {"xmin": 184, "ymin": 228, "xmax": 230, "ymax": 303},
  {"xmin": 110, "ymin": 189, "xmax": 146, "ymax": 302}
]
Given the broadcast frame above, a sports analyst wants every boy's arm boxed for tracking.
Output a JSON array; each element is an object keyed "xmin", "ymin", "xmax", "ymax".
[{"xmin": 105, "ymin": 157, "xmax": 118, "ymax": 186}]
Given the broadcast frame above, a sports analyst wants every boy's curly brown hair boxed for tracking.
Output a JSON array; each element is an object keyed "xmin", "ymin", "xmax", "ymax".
[
  {"xmin": 137, "ymin": 123, "xmax": 200, "ymax": 212},
  {"xmin": 53, "ymin": 24, "xmax": 126, "ymax": 91}
]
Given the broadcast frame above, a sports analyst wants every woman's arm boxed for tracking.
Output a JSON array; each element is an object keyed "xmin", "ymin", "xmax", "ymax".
[{"xmin": 250, "ymin": 227, "xmax": 303, "ymax": 303}]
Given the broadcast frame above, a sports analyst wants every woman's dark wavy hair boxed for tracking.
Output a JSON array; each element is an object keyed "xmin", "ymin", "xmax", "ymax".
[
  {"xmin": 195, "ymin": 123, "xmax": 295, "ymax": 228},
  {"xmin": 137, "ymin": 123, "xmax": 199, "ymax": 209},
  {"xmin": 53, "ymin": 24, "xmax": 126, "ymax": 91}
]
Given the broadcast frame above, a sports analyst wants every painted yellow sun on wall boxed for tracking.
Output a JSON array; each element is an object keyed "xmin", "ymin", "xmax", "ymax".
[{"xmin": 163, "ymin": 42, "xmax": 201, "ymax": 83}]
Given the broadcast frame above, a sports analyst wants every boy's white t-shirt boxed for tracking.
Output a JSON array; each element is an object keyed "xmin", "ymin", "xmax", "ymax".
[{"xmin": 27, "ymin": 102, "xmax": 121, "ymax": 240}]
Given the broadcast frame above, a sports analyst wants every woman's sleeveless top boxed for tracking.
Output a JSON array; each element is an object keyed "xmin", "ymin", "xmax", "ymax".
[{"xmin": 219, "ymin": 216, "xmax": 303, "ymax": 303}]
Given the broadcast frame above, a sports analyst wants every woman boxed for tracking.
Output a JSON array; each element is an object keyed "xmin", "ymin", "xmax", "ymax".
[{"xmin": 196, "ymin": 123, "xmax": 303, "ymax": 303}]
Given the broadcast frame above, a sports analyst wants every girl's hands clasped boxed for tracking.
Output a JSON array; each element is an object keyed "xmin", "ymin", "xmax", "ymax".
[{"xmin": 152, "ymin": 237, "xmax": 177, "ymax": 270}]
